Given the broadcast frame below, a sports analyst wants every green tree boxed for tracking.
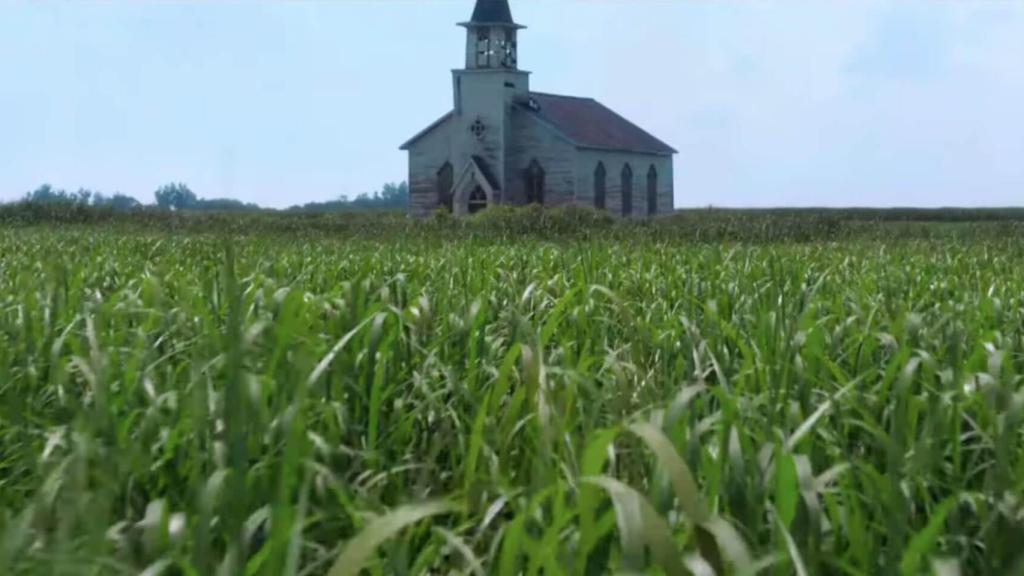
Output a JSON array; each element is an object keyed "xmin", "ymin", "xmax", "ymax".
[
  {"xmin": 154, "ymin": 183, "xmax": 197, "ymax": 211},
  {"xmin": 93, "ymin": 192, "xmax": 142, "ymax": 211},
  {"xmin": 24, "ymin": 184, "xmax": 71, "ymax": 203},
  {"xmin": 379, "ymin": 182, "xmax": 409, "ymax": 206}
]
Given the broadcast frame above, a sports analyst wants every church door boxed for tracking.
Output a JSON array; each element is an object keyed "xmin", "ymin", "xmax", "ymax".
[{"xmin": 468, "ymin": 185, "xmax": 488, "ymax": 214}]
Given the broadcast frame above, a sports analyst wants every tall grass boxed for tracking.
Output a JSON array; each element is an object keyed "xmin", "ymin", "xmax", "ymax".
[
  {"xmin": 0, "ymin": 226, "xmax": 1022, "ymax": 574},
  {"xmin": 4, "ymin": 202, "xmax": 1024, "ymax": 243}
]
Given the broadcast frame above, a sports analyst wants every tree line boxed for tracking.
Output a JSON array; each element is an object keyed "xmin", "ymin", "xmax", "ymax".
[{"xmin": 15, "ymin": 182, "xmax": 408, "ymax": 212}]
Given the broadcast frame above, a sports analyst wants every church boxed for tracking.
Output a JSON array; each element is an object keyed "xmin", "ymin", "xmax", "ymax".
[{"xmin": 401, "ymin": 0, "xmax": 676, "ymax": 218}]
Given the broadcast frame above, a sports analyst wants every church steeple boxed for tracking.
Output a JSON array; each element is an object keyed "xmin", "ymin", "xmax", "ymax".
[
  {"xmin": 460, "ymin": 0, "xmax": 524, "ymax": 70},
  {"xmin": 470, "ymin": 0, "xmax": 515, "ymax": 25}
]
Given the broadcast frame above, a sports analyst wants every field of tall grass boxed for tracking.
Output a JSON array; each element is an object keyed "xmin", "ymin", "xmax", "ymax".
[{"xmin": 1, "ymin": 218, "xmax": 1022, "ymax": 574}]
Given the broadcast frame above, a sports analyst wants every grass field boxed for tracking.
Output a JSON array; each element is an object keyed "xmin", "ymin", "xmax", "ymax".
[{"xmin": 1, "ymin": 213, "xmax": 1023, "ymax": 575}]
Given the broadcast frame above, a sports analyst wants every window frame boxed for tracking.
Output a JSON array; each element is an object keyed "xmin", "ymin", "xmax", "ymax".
[
  {"xmin": 525, "ymin": 159, "xmax": 546, "ymax": 205},
  {"xmin": 594, "ymin": 162, "xmax": 607, "ymax": 210},
  {"xmin": 476, "ymin": 28, "xmax": 491, "ymax": 67},
  {"xmin": 468, "ymin": 185, "xmax": 488, "ymax": 214},
  {"xmin": 621, "ymin": 163, "xmax": 633, "ymax": 216},
  {"xmin": 437, "ymin": 162, "xmax": 454, "ymax": 213},
  {"xmin": 647, "ymin": 165, "xmax": 658, "ymax": 216}
]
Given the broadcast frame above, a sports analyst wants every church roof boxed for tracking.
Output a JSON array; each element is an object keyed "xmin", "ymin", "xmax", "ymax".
[
  {"xmin": 399, "ymin": 93, "xmax": 677, "ymax": 156},
  {"xmin": 471, "ymin": 0, "xmax": 515, "ymax": 25},
  {"xmin": 399, "ymin": 111, "xmax": 454, "ymax": 150},
  {"xmin": 521, "ymin": 93, "xmax": 676, "ymax": 155}
]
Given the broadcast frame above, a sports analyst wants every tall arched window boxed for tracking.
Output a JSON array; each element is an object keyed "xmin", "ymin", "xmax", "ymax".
[
  {"xmin": 525, "ymin": 159, "xmax": 545, "ymax": 205},
  {"xmin": 437, "ymin": 162, "xmax": 454, "ymax": 212},
  {"xmin": 647, "ymin": 165, "xmax": 658, "ymax": 216},
  {"xmin": 621, "ymin": 164, "xmax": 633, "ymax": 216},
  {"xmin": 594, "ymin": 162, "xmax": 606, "ymax": 210}
]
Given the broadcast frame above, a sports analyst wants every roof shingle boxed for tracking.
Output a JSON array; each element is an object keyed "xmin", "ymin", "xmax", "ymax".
[{"xmin": 521, "ymin": 92, "xmax": 677, "ymax": 155}]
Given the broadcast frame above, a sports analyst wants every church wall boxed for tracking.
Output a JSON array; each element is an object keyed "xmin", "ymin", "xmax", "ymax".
[
  {"xmin": 506, "ymin": 111, "xmax": 577, "ymax": 206},
  {"xmin": 452, "ymin": 71, "xmax": 527, "ymax": 204},
  {"xmin": 409, "ymin": 116, "xmax": 676, "ymax": 218},
  {"xmin": 407, "ymin": 117, "xmax": 456, "ymax": 217},
  {"xmin": 574, "ymin": 150, "xmax": 674, "ymax": 218}
]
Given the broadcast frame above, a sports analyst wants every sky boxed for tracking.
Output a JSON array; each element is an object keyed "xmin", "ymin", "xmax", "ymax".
[{"xmin": 0, "ymin": 0, "xmax": 1022, "ymax": 209}]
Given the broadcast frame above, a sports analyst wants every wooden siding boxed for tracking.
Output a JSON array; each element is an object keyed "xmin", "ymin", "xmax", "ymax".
[
  {"xmin": 575, "ymin": 150, "xmax": 674, "ymax": 218},
  {"xmin": 507, "ymin": 109, "xmax": 577, "ymax": 206},
  {"xmin": 407, "ymin": 116, "xmax": 456, "ymax": 217},
  {"xmin": 407, "ymin": 93, "xmax": 675, "ymax": 219}
]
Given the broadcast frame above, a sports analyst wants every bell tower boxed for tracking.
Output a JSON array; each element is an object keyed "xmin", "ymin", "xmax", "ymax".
[
  {"xmin": 450, "ymin": 0, "xmax": 530, "ymax": 207},
  {"xmin": 463, "ymin": 0, "xmax": 520, "ymax": 70}
]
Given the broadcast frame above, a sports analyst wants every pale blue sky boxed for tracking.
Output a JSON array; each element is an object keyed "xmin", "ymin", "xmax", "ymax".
[{"xmin": 1, "ymin": 0, "xmax": 1021, "ymax": 208}]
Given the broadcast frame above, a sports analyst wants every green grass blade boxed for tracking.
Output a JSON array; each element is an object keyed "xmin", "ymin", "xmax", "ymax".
[{"xmin": 327, "ymin": 501, "xmax": 457, "ymax": 576}]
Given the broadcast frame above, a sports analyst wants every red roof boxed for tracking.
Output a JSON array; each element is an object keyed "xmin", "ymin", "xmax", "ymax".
[{"xmin": 522, "ymin": 92, "xmax": 677, "ymax": 155}]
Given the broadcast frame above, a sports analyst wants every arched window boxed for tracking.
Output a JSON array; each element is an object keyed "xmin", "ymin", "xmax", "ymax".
[
  {"xmin": 437, "ymin": 162, "xmax": 454, "ymax": 212},
  {"xmin": 647, "ymin": 165, "xmax": 658, "ymax": 216},
  {"xmin": 621, "ymin": 164, "xmax": 633, "ymax": 216},
  {"xmin": 525, "ymin": 159, "xmax": 545, "ymax": 205},
  {"xmin": 468, "ymin": 186, "xmax": 488, "ymax": 214},
  {"xmin": 594, "ymin": 162, "xmax": 606, "ymax": 210}
]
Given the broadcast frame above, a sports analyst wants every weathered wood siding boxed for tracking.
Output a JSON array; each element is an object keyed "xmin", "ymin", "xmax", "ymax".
[
  {"xmin": 407, "ymin": 70, "xmax": 526, "ymax": 217},
  {"xmin": 452, "ymin": 71, "xmax": 521, "ymax": 203},
  {"xmin": 507, "ymin": 110, "xmax": 577, "ymax": 206},
  {"xmin": 407, "ymin": 117, "xmax": 455, "ymax": 217},
  {"xmin": 407, "ymin": 78, "xmax": 675, "ymax": 218},
  {"xmin": 575, "ymin": 150, "xmax": 674, "ymax": 218}
]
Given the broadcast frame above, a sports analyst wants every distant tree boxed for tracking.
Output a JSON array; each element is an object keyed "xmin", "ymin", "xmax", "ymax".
[
  {"xmin": 74, "ymin": 188, "xmax": 94, "ymax": 205},
  {"xmin": 23, "ymin": 185, "xmax": 143, "ymax": 210},
  {"xmin": 285, "ymin": 181, "xmax": 409, "ymax": 213},
  {"xmin": 25, "ymin": 184, "xmax": 74, "ymax": 204},
  {"xmin": 154, "ymin": 183, "xmax": 197, "ymax": 211},
  {"xmin": 193, "ymin": 198, "xmax": 261, "ymax": 211},
  {"xmin": 93, "ymin": 192, "xmax": 142, "ymax": 211},
  {"xmin": 379, "ymin": 182, "xmax": 409, "ymax": 206},
  {"xmin": 109, "ymin": 194, "xmax": 142, "ymax": 210}
]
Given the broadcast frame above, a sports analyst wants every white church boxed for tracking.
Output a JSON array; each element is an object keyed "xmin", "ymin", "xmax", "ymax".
[{"xmin": 401, "ymin": 0, "xmax": 676, "ymax": 218}]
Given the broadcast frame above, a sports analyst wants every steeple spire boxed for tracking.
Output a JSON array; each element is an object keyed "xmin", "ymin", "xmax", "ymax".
[{"xmin": 470, "ymin": 0, "xmax": 515, "ymax": 25}]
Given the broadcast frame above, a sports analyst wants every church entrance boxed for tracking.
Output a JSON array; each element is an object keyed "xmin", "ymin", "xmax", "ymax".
[{"xmin": 468, "ymin": 185, "xmax": 488, "ymax": 214}]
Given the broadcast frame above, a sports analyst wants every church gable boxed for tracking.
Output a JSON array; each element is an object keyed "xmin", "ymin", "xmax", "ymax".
[
  {"xmin": 450, "ymin": 156, "xmax": 501, "ymax": 216},
  {"xmin": 400, "ymin": 111, "xmax": 455, "ymax": 151}
]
